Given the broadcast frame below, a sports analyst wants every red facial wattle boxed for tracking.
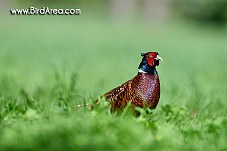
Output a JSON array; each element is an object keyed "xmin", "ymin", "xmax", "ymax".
[
  {"xmin": 146, "ymin": 52, "xmax": 157, "ymax": 66},
  {"xmin": 146, "ymin": 57, "xmax": 155, "ymax": 66}
]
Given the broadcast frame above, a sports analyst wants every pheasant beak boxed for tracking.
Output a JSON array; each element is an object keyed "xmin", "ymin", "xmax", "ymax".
[{"xmin": 154, "ymin": 55, "xmax": 162, "ymax": 61}]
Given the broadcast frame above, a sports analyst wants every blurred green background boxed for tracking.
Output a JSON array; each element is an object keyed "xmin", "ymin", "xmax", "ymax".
[{"xmin": 0, "ymin": 0, "xmax": 227, "ymax": 151}]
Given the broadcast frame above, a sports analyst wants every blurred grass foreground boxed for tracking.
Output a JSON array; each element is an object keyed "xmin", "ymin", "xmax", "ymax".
[{"xmin": 0, "ymin": 0, "xmax": 227, "ymax": 151}]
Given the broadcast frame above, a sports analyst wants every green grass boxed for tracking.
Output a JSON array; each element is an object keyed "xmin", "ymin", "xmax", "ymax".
[{"xmin": 0, "ymin": 15, "xmax": 227, "ymax": 151}]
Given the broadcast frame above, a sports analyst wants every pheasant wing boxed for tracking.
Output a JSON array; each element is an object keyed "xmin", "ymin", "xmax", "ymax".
[
  {"xmin": 102, "ymin": 79, "xmax": 136, "ymax": 111},
  {"xmin": 104, "ymin": 84, "xmax": 125, "ymax": 102}
]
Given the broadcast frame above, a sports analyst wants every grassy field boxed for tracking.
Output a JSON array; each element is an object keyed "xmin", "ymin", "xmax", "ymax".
[{"xmin": 0, "ymin": 15, "xmax": 227, "ymax": 151}]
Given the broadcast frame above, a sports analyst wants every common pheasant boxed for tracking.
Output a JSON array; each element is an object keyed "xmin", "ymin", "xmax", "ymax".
[{"xmin": 97, "ymin": 52, "xmax": 162, "ymax": 112}]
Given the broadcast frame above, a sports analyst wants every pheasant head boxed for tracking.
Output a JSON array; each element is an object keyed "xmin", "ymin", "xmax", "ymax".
[{"xmin": 138, "ymin": 52, "xmax": 162, "ymax": 74}]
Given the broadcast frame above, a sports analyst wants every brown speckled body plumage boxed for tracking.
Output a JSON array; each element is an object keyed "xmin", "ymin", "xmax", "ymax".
[
  {"xmin": 98, "ymin": 52, "xmax": 162, "ymax": 112},
  {"xmin": 104, "ymin": 72, "xmax": 160, "ymax": 112}
]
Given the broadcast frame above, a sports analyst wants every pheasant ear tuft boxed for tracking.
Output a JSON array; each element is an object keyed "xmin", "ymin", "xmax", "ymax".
[{"xmin": 141, "ymin": 52, "xmax": 146, "ymax": 56}]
